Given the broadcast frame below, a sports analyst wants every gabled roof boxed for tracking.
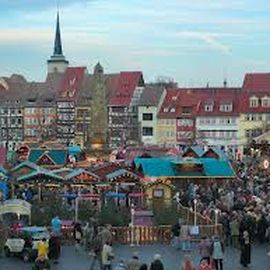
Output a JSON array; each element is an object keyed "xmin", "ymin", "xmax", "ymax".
[
  {"xmin": 106, "ymin": 169, "xmax": 139, "ymax": 181},
  {"xmin": 243, "ymin": 73, "xmax": 270, "ymax": 92},
  {"xmin": 11, "ymin": 161, "xmax": 39, "ymax": 172},
  {"xmin": 64, "ymin": 169, "xmax": 100, "ymax": 181},
  {"xmin": 196, "ymin": 88, "xmax": 241, "ymax": 116},
  {"xmin": 239, "ymin": 91, "xmax": 270, "ymax": 113},
  {"xmin": 138, "ymin": 86, "xmax": 164, "ymax": 106},
  {"xmin": 58, "ymin": 67, "xmax": 87, "ymax": 101},
  {"xmin": 183, "ymin": 146, "xmax": 204, "ymax": 158},
  {"xmin": 202, "ymin": 147, "xmax": 228, "ymax": 160},
  {"xmin": 51, "ymin": 168, "xmax": 74, "ymax": 177},
  {"xmin": 28, "ymin": 149, "xmax": 67, "ymax": 166},
  {"xmin": 17, "ymin": 169, "xmax": 63, "ymax": 182},
  {"xmin": 108, "ymin": 71, "xmax": 144, "ymax": 106}
]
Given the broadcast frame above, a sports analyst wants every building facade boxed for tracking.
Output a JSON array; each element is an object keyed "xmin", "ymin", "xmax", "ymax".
[{"xmin": 138, "ymin": 86, "xmax": 165, "ymax": 145}]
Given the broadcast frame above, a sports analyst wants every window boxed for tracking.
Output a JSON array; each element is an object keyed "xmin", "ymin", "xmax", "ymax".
[
  {"xmin": 170, "ymin": 108, "xmax": 176, "ymax": 113},
  {"xmin": 262, "ymin": 96, "xmax": 270, "ymax": 107},
  {"xmin": 163, "ymin": 108, "xmax": 169, "ymax": 112},
  {"xmin": 142, "ymin": 127, "xmax": 153, "ymax": 136},
  {"xmin": 177, "ymin": 119, "xmax": 193, "ymax": 126},
  {"xmin": 153, "ymin": 189, "xmax": 164, "ymax": 198},
  {"xmin": 142, "ymin": 113, "xmax": 153, "ymax": 121},
  {"xmin": 204, "ymin": 103, "xmax": 213, "ymax": 112},
  {"xmin": 220, "ymin": 103, "xmax": 233, "ymax": 112},
  {"xmin": 250, "ymin": 96, "xmax": 258, "ymax": 108},
  {"xmin": 182, "ymin": 106, "xmax": 192, "ymax": 115}
]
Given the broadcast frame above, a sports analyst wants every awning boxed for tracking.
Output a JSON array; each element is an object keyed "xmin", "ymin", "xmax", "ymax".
[{"xmin": 0, "ymin": 199, "xmax": 31, "ymax": 216}]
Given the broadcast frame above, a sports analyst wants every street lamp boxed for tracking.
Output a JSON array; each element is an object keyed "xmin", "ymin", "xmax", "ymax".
[
  {"xmin": 130, "ymin": 204, "xmax": 135, "ymax": 246},
  {"xmin": 214, "ymin": 209, "xmax": 219, "ymax": 235},
  {"xmin": 193, "ymin": 199, "xmax": 197, "ymax": 226}
]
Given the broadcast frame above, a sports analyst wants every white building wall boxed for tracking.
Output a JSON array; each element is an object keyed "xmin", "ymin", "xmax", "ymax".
[
  {"xmin": 138, "ymin": 106, "xmax": 158, "ymax": 145},
  {"xmin": 196, "ymin": 116, "xmax": 240, "ymax": 151}
]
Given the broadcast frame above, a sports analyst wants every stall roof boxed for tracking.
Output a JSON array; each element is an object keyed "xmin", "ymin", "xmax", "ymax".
[
  {"xmin": 106, "ymin": 169, "xmax": 139, "ymax": 181},
  {"xmin": 17, "ymin": 169, "xmax": 63, "ymax": 182},
  {"xmin": 0, "ymin": 199, "xmax": 31, "ymax": 216},
  {"xmin": 134, "ymin": 157, "xmax": 235, "ymax": 178},
  {"xmin": 28, "ymin": 149, "xmax": 67, "ymax": 166}
]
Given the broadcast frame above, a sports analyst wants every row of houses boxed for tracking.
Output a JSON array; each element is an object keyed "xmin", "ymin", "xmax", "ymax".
[
  {"xmin": 141, "ymin": 74, "xmax": 270, "ymax": 155},
  {"xmin": 1, "ymin": 12, "xmax": 270, "ymax": 155}
]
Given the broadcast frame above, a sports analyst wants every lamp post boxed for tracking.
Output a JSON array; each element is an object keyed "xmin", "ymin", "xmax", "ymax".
[
  {"xmin": 214, "ymin": 209, "xmax": 219, "ymax": 235},
  {"xmin": 130, "ymin": 204, "xmax": 135, "ymax": 246},
  {"xmin": 193, "ymin": 199, "xmax": 197, "ymax": 226}
]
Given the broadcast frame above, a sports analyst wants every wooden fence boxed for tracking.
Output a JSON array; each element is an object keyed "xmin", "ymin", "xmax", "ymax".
[
  {"xmin": 49, "ymin": 223, "xmax": 224, "ymax": 246},
  {"xmin": 111, "ymin": 224, "xmax": 223, "ymax": 245},
  {"xmin": 177, "ymin": 203, "xmax": 213, "ymax": 225}
]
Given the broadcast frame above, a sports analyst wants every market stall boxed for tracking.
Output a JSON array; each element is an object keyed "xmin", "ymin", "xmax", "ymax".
[{"xmin": 0, "ymin": 199, "xmax": 31, "ymax": 225}]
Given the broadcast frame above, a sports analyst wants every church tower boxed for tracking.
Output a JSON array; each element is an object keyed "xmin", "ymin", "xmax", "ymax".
[{"xmin": 47, "ymin": 12, "xmax": 69, "ymax": 74}]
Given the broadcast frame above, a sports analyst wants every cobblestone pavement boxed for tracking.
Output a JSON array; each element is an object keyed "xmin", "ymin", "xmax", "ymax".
[{"xmin": 1, "ymin": 244, "xmax": 269, "ymax": 270}]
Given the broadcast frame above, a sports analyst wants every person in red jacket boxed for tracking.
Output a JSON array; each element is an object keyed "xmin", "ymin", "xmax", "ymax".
[{"xmin": 198, "ymin": 259, "xmax": 212, "ymax": 270}]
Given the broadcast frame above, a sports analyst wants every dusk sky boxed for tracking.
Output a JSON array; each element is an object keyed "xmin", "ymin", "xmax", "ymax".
[{"xmin": 1, "ymin": 0, "xmax": 270, "ymax": 86}]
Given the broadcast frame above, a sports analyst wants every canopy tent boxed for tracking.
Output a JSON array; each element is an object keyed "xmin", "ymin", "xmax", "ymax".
[{"xmin": 0, "ymin": 199, "xmax": 31, "ymax": 224}]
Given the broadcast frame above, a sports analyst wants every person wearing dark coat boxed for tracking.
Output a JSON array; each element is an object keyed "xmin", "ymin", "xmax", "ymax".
[
  {"xmin": 240, "ymin": 230, "xmax": 251, "ymax": 267},
  {"xmin": 49, "ymin": 233, "xmax": 61, "ymax": 263},
  {"xmin": 150, "ymin": 254, "xmax": 164, "ymax": 270}
]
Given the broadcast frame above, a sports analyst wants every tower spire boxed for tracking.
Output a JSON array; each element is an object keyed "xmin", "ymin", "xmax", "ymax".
[
  {"xmin": 53, "ymin": 11, "xmax": 63, "ymax": 56},
  {"xmin": 47, "ymin": 8, "xmax": 69, "ymax": 74}
]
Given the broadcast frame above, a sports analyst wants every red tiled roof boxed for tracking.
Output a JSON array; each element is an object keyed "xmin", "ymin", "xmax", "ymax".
[
  {"xmin": 158, "ymin": 88, "xmax": 203, "ymax": 118},
  {"xmin": 196, "ymin": 88, "xmax": 241, "ymax": 116},
  {"xmin": 109, "ymin": 71, "xmax": 144, "ymax": 106},
  {"xmin": 243, "ymin": 73, "xmax": 270, "ymax": 92},
  {"xmin": 90, "ymin": 162, "xmax": 124, "ymax": 180},
  {"xmin": 158, "ymin": 87, "xmax": 241, "ymax": 118},
  {"xmin": 58, "ymin": 67, "xmax": 87, "ymax": 100},
  {"xmin": 239, "ymin": 92, "xmax": 270, "ymax": 113}
]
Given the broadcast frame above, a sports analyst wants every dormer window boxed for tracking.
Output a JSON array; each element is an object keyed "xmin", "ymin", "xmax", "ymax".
[
  {"xmin": 204, "ymin": 102, "xmax": 214, "ymax": 112},
  {"xmin": 250, "ymin": 96, "xmax": 258, "ymax": 108},
  {"xmin": 220, "ymin": 102, "xmax": 233, "ymax": 112},
  {"xmin": 262, "ymin": 96, "xmax": 270, "ymax": 108}
]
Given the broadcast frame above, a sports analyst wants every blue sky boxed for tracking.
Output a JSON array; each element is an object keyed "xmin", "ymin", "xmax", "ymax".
[{"xmin": 1, "ymin": 0, "xmax": 270, "ymax": 86}]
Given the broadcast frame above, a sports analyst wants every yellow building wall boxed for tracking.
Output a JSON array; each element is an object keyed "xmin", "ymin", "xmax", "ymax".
[
  {"xmin": 145, "ymin": 183, "xmax": 172, "ymax": 200},
  {"xmin": 239, "ymin": 113, "xmax": 269, "ymax": 147},
  {"xmin": 156, "ymin": 118, "xmax": 176, "ymax": 145}
]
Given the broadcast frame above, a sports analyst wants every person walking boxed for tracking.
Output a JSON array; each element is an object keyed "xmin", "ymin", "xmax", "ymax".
[
  {"xmin": 211, "ymin": 236, "xmax": 224, "ymax": 270},
  {"xmin": 180, "ymin": 255, "xmax": 195, "ymax": 270},
  {"xmin": 37, "ymin": 238, "xmax": 49, "ymax": 259},
  {"xmin": 139, "ymin": 264, "xmax": 148, "ymax": 270},
  {"xmin": 126, "ymin": 252, "xmax": 141, "ymax": 270},
  {"xmin": 74, "ymin": 222, "xmax": 83, "ymax": 253},
  {"xmin": 102, "ymin": 241, "xmax": 114, "ymax": 270},
  {"xmin": 240, "ymin": 230, "xmax": 251, "ymax": 267},
  {"xmin": 198, "ymin": 259, "xmax": 212, "ymax": 270},
  {"xmin": 198, "ymin": 236, "xmax": 212, "ymax": 265},
  {"xmin": 230, "ymin": 217, "xmax": 239, "ymax": 248},
  {"xmin": 49, "ymin": 233, "xmax": 61, "ymax": 264},
  {"xmin": 150, "ymin": 254, "xmax": 164, "ymax": 270},
  {"xmin": 89, "ymin": 232, "xmax": 103, "ymax": 270}
]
